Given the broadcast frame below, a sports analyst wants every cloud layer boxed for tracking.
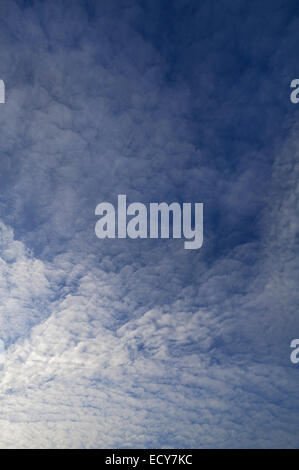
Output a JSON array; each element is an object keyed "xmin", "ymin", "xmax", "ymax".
[{"xmin": 0, "ymin": 0, "xmax": 298, "ymax": 448}]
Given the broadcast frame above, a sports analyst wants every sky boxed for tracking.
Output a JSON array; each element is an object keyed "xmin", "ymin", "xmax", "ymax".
[{"xmin": 0, "ymin": 0, "xmax": 299, "ymax": 449}]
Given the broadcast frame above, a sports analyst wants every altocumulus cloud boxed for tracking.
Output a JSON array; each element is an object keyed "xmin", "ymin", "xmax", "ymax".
[{"xmin": 0, "ymin": 0, "xmax": 298, "ymax": 448}]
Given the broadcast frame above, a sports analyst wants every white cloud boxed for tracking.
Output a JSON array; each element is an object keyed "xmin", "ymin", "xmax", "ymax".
[{"xmin": 0, "ymin": 0, "xmax": 298, "ymax": 449}]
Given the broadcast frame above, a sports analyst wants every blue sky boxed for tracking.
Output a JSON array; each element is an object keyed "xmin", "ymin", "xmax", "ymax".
[{"xmin": 0, "ymin": 0, "xmax": 298, "ymax": 448}]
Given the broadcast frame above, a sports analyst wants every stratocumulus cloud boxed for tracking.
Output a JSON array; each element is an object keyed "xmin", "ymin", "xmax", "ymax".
[{"xmin": 0, "ymin": 0, "xmax": 298, "ymax": 449}]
